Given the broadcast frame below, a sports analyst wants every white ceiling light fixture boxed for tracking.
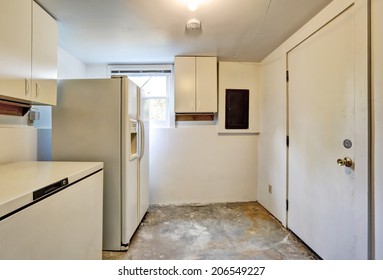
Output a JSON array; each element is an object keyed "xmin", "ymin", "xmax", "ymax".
[
  {"xmin": 179, "ymin": 0, "xmax": 208, "ymax": 12},
  {"xmin": 187, "ymin": 0, "xmax": 199, "ymax": 11},
  {"xmin": 186, "ymin": 18, "xmax": 201, "ymax": 31}
]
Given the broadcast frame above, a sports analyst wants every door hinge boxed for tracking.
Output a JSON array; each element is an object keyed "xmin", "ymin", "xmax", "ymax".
[
  {"xmin": 286, "ymin": 70, "xmax": 289, "ymax": 82},
  {"xmin": 286, "ymin": 135, "xmax": 289, "ymax": 147},
  {"xmin": 286, "ymin": 200, "xmax": 289, "ymax": 211}
]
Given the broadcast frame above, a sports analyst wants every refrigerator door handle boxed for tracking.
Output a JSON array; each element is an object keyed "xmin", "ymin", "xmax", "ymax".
[{"xmin": 138, "ymin": 118, "xmax": 145, "ymax": 160}]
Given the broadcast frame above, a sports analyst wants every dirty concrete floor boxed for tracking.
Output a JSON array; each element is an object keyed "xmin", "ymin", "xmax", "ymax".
[{"xmin": 103, "ymin": 201, "xmax": 318, "ymax": 260}]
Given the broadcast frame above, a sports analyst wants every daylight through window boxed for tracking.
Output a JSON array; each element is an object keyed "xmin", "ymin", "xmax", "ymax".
[{"xmin": 109, "ymin": 65, "xmax": 172, "ymax": 126}]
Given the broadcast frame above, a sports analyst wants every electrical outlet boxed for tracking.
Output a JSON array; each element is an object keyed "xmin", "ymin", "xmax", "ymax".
[{"xmin": 268, "ymin": 184, "xmax": 272, "ymax": 194}]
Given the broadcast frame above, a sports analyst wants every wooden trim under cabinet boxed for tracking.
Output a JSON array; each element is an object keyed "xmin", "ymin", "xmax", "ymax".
[
  {"xmin": 0, "ymin": 100, "xmax": 31, "ymax": 116},
  {"xmin": 175, "ymin": 113, "xmax": 215, "ymax": 121}
]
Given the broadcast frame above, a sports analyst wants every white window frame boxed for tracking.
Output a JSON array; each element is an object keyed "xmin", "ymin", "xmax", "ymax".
[{"xmin": 108, "ymin": 64, "xmax": 174, "ymax": 128}]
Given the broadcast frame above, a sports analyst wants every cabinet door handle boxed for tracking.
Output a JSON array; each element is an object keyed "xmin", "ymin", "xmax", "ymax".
[{"xmin": 25, "ymin": 79, "xmax": 30, "ymax": 95}]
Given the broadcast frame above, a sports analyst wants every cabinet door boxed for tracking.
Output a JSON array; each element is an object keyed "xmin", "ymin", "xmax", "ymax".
[
  {"xmin": 31, "ymin": 1, "xmax": 57, "ymax": 105},
  {"xmin": 196, "ymin": 57, "xmax": 217, "ymax": 112},
  {"xmin": 174, "ymin": 56, "xmax": 196, "ymax": 112},
  {"xmin": 0, "ymin": 0, "xmax": 32, "ymax": 102}
]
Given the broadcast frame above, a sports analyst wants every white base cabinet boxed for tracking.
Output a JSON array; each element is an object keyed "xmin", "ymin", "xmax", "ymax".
[{"xmin": 0, "ymin": 162, "xmax": 103, "ymax": 260}]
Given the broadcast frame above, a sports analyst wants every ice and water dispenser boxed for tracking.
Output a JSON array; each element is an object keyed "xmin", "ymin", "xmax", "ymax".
[{"xmin": 129, "ymin": 119, "xmax": 138, "ymax": 160}]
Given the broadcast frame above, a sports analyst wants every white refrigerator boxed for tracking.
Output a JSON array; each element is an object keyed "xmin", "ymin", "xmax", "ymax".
[{"xmin": 52, "ymin": 77, "xmax": 149, "ymax": 251}]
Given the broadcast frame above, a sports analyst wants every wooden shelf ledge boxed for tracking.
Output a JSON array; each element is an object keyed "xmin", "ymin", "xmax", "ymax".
[
  {"xmin": 0, "ymin": 100, "xmax": 31, "ymax": 116},
  {"xmin": 175, "ymin": 113, "xmax": 215, "ymax": 121}
]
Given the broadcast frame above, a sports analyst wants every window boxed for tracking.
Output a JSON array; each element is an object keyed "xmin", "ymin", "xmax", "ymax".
[{"xmin": 109, "ymin": 65, "xmax": 173, "ymax": 127}]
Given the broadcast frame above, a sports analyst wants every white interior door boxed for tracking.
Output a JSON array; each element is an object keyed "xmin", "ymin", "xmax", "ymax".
[{"xmin": 287, "ymin": 4, "xmax": 368, "ymax": 259}]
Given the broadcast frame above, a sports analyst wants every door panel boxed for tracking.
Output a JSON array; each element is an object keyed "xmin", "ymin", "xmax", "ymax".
[
  {"xmin": 138, "ymin": 120, "xmax": 150, "ymax": 223},
  {"xmin": 31, "ymin": 1, "xmax": 57, "ymax": 105},
  {"xmin": 121, "ymin": 78, "xmax": 138, "ymax": 246},
  {"xmin": 0, "ymin": 0, "xmax": 31, "ymax": 102},
  {"xmin": 287, "ymin": 5, "xmax": 368, "ymax": 259},
  {"xmin": 174, "ymin": 56, "xmax": 196, "ymax": 112},
  {"xmin": 196, "ymin": 56, "xmax": 217, "ymax": 112}
]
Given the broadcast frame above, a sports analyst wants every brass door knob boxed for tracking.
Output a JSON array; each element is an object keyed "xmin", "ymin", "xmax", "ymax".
[{"xmin": 337, "ymin": 157, "xmax": 353, "ymax": 167}]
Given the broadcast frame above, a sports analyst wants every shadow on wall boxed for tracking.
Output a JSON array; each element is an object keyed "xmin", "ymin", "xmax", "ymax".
[{"xmin": 37, "ymin": 128, "xmax": 52, "ymax": 161}]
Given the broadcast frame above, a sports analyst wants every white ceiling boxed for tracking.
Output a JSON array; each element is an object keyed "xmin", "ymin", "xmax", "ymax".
[{"xmin": 36, "ymin": 0, "xmax": 333, "ymax": 64}]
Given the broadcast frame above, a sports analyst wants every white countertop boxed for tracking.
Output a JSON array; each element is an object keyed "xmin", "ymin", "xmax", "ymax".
[{"xmin": 0, "ymin": 161, "xmax": 103, "ymax": 218}]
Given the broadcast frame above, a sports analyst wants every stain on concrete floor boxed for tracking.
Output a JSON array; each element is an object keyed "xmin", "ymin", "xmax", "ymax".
[{"xmin": 103, "ymin": 201, "xmax": 318, "ymax": 260}]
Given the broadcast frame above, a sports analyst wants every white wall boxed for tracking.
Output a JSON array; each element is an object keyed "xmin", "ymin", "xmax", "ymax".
[
  {"xmin": 33, "ymin": 106, "xmax": 52, "ymax": 161},
  {"xmin": 57, "ymin": 47, "xmax": 86, "ymax": 79},
  {"xmin": 151, "ymin": 61, "xmax": 259, "ymax": 204},
  {"xmin": 372, "ymin": 0, "xmax": 383, "ymax": 260},
  {"xmin": 150, "ymin": 126, "xmax": 258, "ymax": 205},
  {"xmin": 84, "ymin": 63, "xmax": 259, "ymax": 205},
  {"xmin": 0, "ymin": 121, "xmax": 37, "ymax": 165},
  {"xmin": 0, "ymin": 84, "xmax": 39, "ymax": 163},
  {"xmin": 217, "ymin": 62, "xmax": 260, "ymax": 134},
  {"xmin": 258, "ymin": 55, "xmax": 287, "ymax": 224},
  {"xmin": 151, "ymin": 60, "xmax": 260, "ymax": 204},
  {"xmin": 86, "ymin": 64, "xmax": 110, "ymax": 78}
]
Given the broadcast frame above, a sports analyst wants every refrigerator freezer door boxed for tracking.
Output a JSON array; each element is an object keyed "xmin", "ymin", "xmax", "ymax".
[
  {"xmin": 121, "ymin": 78, "xmax": 139, "ymax": 246},
  {"xmin": 124, "ymin": 77, "xmax": 138, "ymax": 119}
]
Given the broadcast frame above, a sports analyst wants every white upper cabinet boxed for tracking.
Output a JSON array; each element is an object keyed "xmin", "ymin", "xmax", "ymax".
[
  {"xmin": 174, "ymin": 56, "xmax": 217, "ymax": 113},
  {"xmin": 195, "ymin": 57, "xmax": 217, "ymax": 112},
  {"xmin": 0, "ymin": 0, "xmax": 57, "ymax": 105},
  {"xmin": 32, "ymin": 1, "xmax": 58, "ymax": 105},
  {"xmin": 175, "ymin": 57, "xmax": 195, "ymax": 112},
  {"xmin": 0, "ymin": 0, "xmax": 32, "ymax": 102}
]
